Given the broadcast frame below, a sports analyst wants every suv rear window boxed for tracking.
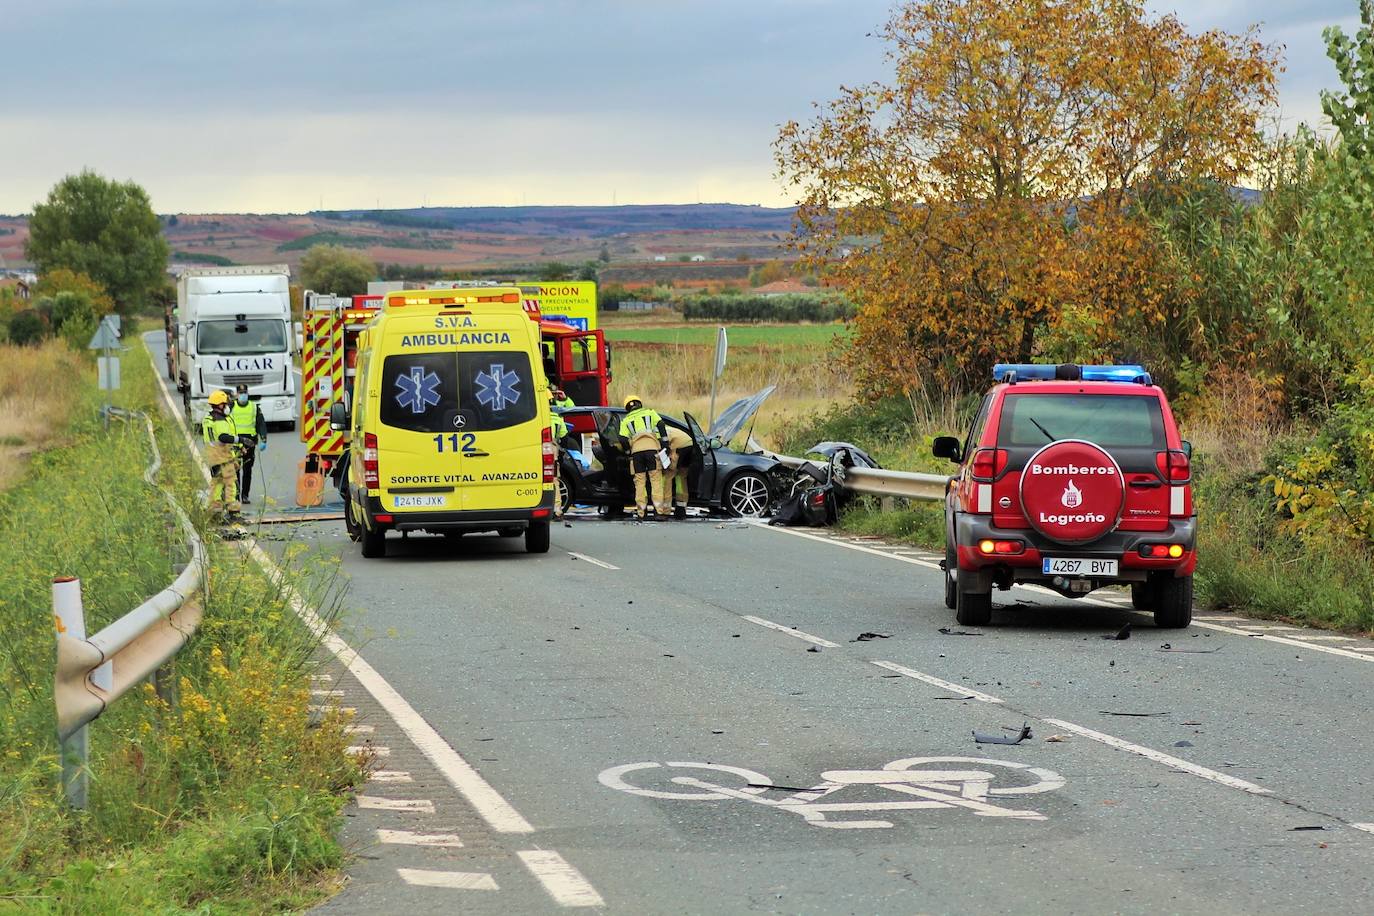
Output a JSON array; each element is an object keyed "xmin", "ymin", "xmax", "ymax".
[
  {"xmin": 996, "ymin": 393, "xmax": 1164, "ymax": 448},
  {"xmin": 380, "ymin": 351, "xmax": 537, "ymax": 433}
]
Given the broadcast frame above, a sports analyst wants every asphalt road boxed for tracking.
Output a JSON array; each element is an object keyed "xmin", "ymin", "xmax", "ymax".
[{"xmin": 150, "ymin": 334, "xmax": 1374, "ymax": 914}]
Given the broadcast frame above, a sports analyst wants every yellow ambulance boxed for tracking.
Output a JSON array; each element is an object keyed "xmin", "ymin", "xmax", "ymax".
[{"xmin": 331, "ymin": 288, "xmax": 556, "ymax": 558}]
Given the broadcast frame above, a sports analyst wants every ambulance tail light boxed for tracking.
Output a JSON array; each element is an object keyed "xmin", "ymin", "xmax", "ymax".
[
  {"xmin": 542, "ymin": 426, "xmax": 556, "ymax": 483},
  {"xmin": 363, "ymin": 433, "xmax": 379, "ymax": 488},
  {"xmin": 1155, "ymin": 449, "xmax": 1191, "ymax": 483},
  {"xmin": 970, "ymin": 447, "xmax": 1007, "ymax": 482}
]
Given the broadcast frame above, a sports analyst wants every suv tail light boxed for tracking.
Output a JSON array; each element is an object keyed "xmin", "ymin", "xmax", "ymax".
[
  {"xmin": 542, "ymin": 426, "xmax": 556, "ymax": 483},
  {"xmin": 970, "ymin": 447, "xmax": 1008, "ymax": 482},
  {"xmin": 363, "ymin": 432, "xmax": 379, "ymax": 489},
  {"xmin": 1155, "ymin": 449, "xmax": 1190, "ymax": 483}
]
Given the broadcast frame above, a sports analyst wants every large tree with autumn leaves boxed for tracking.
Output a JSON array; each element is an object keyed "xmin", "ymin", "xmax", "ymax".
[{"xmin": 775, "ymin": 0, "xmax": 1279, "ymax": 397}]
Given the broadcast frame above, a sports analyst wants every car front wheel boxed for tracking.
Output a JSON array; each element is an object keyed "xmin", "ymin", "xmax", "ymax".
[
  {"xmin": 725, "ymin": 471, "xmax": 771, "ymax": 517},
  {"xmin": 943, "ymin": 543, "xmax": 958, "ymax": 610}
]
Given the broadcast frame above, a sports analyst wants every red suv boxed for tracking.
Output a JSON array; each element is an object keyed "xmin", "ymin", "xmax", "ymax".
[{"xmin": 932, "ymin": 364, "xmax": 1195, "ymax": 629}]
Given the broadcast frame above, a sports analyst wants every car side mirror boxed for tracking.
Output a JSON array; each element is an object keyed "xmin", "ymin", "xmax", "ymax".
[
  {"xmin": 1180, "ymin": 440, "xmax": 1193, "ymax": 460},
  {"xmin": 932, "ymin": 435, "xmax": 962, "ymax": 463},
  {"xmin": 329, "ymin": 401, "xmax": 349, "ymax": 431}
]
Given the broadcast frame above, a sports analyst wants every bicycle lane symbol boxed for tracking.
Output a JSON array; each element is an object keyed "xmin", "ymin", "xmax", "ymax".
[{"xmin": 598, "ymin": 756, "xmax": 1066, "ymax": 830}]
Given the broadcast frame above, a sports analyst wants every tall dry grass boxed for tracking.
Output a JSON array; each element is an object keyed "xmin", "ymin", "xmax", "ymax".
[
  {"xmin": 0, "ymin": 341, "xmax": 86, "ymax": 490},
  {"xmin": 610, "ymin": 339, "xmax": 852, "ymax": 448}
]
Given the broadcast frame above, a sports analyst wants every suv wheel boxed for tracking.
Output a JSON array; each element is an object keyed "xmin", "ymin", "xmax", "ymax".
[
  {"xmin": 1151, "ymin": 574, "xmax": 1193, "ymax": 629},
  {"xmin": 955, "ymin": 569, "xmax": 993, "ymax": 627},
  {"xmin": 943, "ymin": 543, "xmax": 957, "ymax": 610}
]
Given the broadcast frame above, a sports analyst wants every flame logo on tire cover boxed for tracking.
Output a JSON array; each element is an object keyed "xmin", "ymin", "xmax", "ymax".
[{"xmin": 1061, "ymin": 479, "xmax": 1082, "ymax": 508}]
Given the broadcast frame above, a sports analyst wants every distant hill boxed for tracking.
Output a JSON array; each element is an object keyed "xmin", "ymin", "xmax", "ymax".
[{"xmin": 315, "ymin": 203, "xmax": 797, "ymax": 237}]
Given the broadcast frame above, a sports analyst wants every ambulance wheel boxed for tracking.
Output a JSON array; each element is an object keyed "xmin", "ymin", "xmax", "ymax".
[
  {"xmin": 360, "ymin": 523, "xmax": 387, "ymax": 559},
  {"xmin": 525, "ymin": 519, "xmax": 550, "ymax": 554},
  {"xmin": 344, "ymin": 499, "xmax": 361, "ymax": 542},
  {"xmin": 955, "ymin": 570, "xmax": 992, "ymax": 627},
  {"xmin": 1151, "ymin": 574, "xmax": 1193, "ymax": 629}
]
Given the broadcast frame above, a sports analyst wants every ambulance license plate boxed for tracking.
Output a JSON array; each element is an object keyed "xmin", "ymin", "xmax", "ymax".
[
  {"xmin": 1043, "ymin": 557, "xmax": 1117, "ymax": 577},
  {"xmin": 394, "ymin": 495, "xmax": 445, "ymax": 508}
]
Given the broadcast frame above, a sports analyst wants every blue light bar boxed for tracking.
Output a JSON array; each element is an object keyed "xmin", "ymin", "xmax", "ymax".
[{"xmin": 993, "ymin": 363, "xmax": 1153, "ymax": 385}]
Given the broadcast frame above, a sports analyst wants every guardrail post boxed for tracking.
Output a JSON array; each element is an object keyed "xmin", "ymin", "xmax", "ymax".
[
  {"xmin": 52, "ymin": 577, "xmax": 90, "ymax": 810},
  {"xmin": 880, "ymin": 496, "xmax": 896, "ymax": 512}
]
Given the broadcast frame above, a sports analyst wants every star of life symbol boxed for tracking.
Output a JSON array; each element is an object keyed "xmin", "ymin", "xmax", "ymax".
[
  {"xmin": 475, "ymin": 363, "xmax": 521, "ymax": 411},
  {"xmin": 1061, "ymin": 479, "xmax": 1083, "ymax": 509},
  {"xmin": 395, "ymin": 366, "xmax": 442, "ymax": 414}
]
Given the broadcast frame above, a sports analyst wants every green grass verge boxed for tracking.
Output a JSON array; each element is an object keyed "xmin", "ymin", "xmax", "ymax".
[
  {"xmin": 602, "ymin": 323, "xmax": 850, "ymax": 347},
  {"xmin": 0, "ymin": 338, "xmax": 361, "ymax": 911}
]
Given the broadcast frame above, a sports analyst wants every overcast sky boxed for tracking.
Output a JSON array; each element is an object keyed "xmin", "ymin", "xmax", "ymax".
[{"xmin": 1, "ymin": 0, "xmax": 1361, "ymax": 214}]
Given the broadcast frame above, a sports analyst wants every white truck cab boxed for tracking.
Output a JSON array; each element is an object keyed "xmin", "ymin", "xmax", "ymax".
[{"xmin": 173, "ymin": 265, "xmax": 298, "ymax": 428}]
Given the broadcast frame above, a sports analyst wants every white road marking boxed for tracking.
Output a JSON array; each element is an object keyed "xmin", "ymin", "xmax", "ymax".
[
  {"xmin": 310, "ymin": 674, "xmax": 334, "ymax": 683},
  {"xmin": 1352, "ymin": 823, "xmax": 1374, "ymax": 834},
  {"xmin": 357, "ymin": 795, "xmax": 436, "ymax": 813},
  {"xmin": 369, "ymin": 770, "xmax": 413, "ymax": 783},
  {"xmin": 397, "ymin": 868, "xmax": 498, "ymax": 891},
  {"xmin": 311, "ymin": 689, "xmax": 345, "ymax": 698},
  {"xmin": 309, "ymin": 705, "xmax": 357, "ymax": 715},
  {"xmin": 568, "ymin": 551, "xmax": 619, "ymax": 570},
  {"xmin": 247, "ymin": 543, "xmax": 537, "ymax": 834},
  {"xmin": 343, "ymin": 724, "xmax": 375, "ymax": 735},
  {"xmin": 347, "ymin": 745, "xmax": 390, "ymax": 758},
  {"xmin": 378, "ymin": 828, "xmax": 464, "ymax": 848},
  {"xmin": 750, "ymin": 522, "xmax": 944, "ymax": 571},
  {"xmin": 1191, "ymin": 620, "xmax": 1374, "ymax": 664},
  {"xmin": 741, "ymin": 615, "xmax": 840, "ymax": 648},
  {"xmin": 1235, "ymin": 625, "xmax": 1300, "ymax": 631},
  {"xmin": 1040, "ymin": 718, "xmax": 1272, "ymax": 795},
  {"xmin": 871, "ymin": 661, "xmax": 1004, "ymax": 704},
  {"xmin": 1348, "ymin": 647, "xmax": 1374, "ymax": 653},
  {"xmin": 1281, "ymin": 634, "xmax": 1355, "ymax": 642},
  {"xmin": 518, "ymin": 850, "xmax": 607, "ymax": 908}
]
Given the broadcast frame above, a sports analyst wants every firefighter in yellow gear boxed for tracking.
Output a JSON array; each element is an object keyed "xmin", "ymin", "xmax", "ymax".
[
  {"xmin": 552, "ymin": 388, "xmax": 575, "ymax": 409},
  {"xmin": 203, "ymin": 390, "xmax": 242, "ymax": 519},
  {"xmin": 662, "ymin": 424, "xmax": 694, "ymax": 519},
  {"xmin": 551, "ymin": 398, "xmax": 571, "ymax": 518},
  {"xmin": 230, "ymin": 383, "xmax": 268, "ymax": 503},
  {"xmin": 617, "ymin": 394, "xmax": 669, "ymax": 520}
]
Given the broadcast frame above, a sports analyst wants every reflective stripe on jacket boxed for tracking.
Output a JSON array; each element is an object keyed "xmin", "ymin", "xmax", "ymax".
[
  {"xmin": 618, "ymin": 407, "xmax": 664, "ymax": 451},
  {"xmin": 202, "ymin": 414, "xmax": 237, "ymax": 445}
]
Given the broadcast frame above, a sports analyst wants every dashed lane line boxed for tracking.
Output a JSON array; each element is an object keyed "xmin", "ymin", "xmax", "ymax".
[
  {"xmin": 397, "ymin": 868, "xmax": 499, "ymax": 891},
  {"xmin": 378, "ymin": 828, "xmax": 465, "ymax": 848},
  {"xmin": 1040, "ymin": 719, "xmax": 1273, "ymax": 795},
  {"xmin": 741, "ymin": 614, "xmax": 840, "ymax": 648},
  {"xmin": 357, "ymin": 796, "xmax": 437, "ymax": 813},
  {"xmin": 568, "ymin": 551, "xmax": 619, "ymax": 570},
  {"xmin": 518, "ymin": 850, "xmax": 607, "ymax": 908},
  {"xmin": 1190, "ymin": 620, "xmax": 1374, "ymax": 663},
  {"xmin": 347, "ymin": 745, "xmax": 390, "ymax": 757},
  {"xmin": 871, "ymin": 660, "xmax": 1005, "ymax": 704},
  {"xmin": 369, "ymin": 770, "xmax": 414, "ymax": 783}
]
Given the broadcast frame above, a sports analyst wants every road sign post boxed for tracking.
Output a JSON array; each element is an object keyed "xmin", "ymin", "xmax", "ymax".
[{"xmin": 88, "ymin": 316, "xmax": 123, "ymax": 428}]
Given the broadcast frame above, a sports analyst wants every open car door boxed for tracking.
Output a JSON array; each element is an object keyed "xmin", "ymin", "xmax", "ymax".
[
  {"xmin": 555, "ymin": 329, "xmax": 610, "ymax": 407},
  {"xmin": 683, "ymin": 412, "xmax": 719, "ymax": 503}
]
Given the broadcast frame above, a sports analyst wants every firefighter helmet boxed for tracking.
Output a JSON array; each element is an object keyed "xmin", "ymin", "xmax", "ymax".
[
  {"xmin": 623, "ymin": 394, "xmax": 643, "ymax": 411},
  {"xmin": 208, "ymin": 390, "xmax": 231, "ymax": 407}
]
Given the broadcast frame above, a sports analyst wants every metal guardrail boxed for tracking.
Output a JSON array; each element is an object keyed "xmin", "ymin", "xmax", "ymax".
[
  {"xmin": 769, "ymin": 450, "xmax": 951, "ymax": 502},
  {"xmin": 53, "ymin": 406, "xmax": 206, "ymax": 808}
]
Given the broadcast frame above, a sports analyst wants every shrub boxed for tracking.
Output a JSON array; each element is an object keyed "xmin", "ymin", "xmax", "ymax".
[
  {"xmin": 7, "ymin": 309, "xmax": 49, "ymax": 346},
  {"xmin": 681, "ymin": 294, "xmax": 855, "ymax": 323}
]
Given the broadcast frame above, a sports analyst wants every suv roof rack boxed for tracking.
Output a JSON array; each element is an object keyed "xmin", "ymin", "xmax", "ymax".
[{"xmin": 992, "ymin": 363, "xmax": 1153, "ymax": 386}]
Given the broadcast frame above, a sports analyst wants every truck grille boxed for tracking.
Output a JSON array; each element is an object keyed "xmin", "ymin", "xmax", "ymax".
[{"xmin": 222, "ymin": 373, "xmax": 265, "ymax": 387}]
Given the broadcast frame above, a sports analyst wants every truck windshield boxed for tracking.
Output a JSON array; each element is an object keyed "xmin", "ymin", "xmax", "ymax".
[
  {"xmin": 196, "ymin": 320, "xmax": 287, "ymax": 355},
  {"xmin": 997, "ymin": 394, "xmax": 1164, "ymax": 448},
  {"xmin": 379, "ymin": 351, "xmax": 537, "ymax": 433}
]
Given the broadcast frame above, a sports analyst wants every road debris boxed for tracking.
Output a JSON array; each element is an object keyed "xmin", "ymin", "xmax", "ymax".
[
  {"xmin": 1290, "ymin": 825, "xmax": 1332, "ymax": 831},
  {"xmin": 973, "ymin": 724, "xmax": 1033, "ymax": 745},
  {"xmin": 806, "ymin": 646, "xmax": 821, "ymax": 653},
  {"xmin": 1099, "ymin": 711, "xmax": 1171, "ymax": 717},
  {"xmin": 1159, "ymin": 646, "xmax": 1222, "ymax": 654},
  {"xmin": 938, "ymin": 627, "xmax": 983, "ymax": 636},
  {"xmin": 1045, "ymin": 734, "xmax": 1069, "ymax": 743},
  {"xmin": 852, "ymin": 632, "xmax": 892, "ymax": 642},
  {"xmin": 1173, "ymin": 740, "xmax": 1194, "ymax": 748},
  {"xmin": 747, "ymin": 783, "xmax": 811, "ymax": 792},
  {"xmin": 934, "ymin": 696, "xmax": 977, "ymax": 701},
  {"xmin": 1103, "ymin": 623, "xmax": 1132, "ymax": 640}
]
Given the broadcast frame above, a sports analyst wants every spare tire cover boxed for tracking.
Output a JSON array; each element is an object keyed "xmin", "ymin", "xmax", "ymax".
[{"xmin": 1019, "ymin": 439, "xmax": 1125, "ymax": 545}]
